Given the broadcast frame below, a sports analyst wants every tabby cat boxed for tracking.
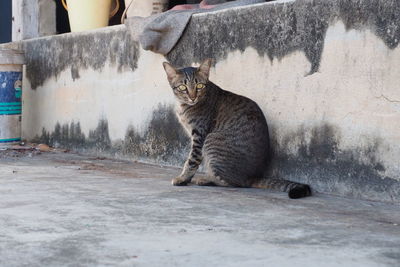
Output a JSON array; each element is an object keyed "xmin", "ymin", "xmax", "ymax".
[{"xmin": 163, "ymin": 59, "xmax": 311, "ymax": 199}]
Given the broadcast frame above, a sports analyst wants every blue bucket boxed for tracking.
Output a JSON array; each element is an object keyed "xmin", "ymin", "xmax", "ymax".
[{"xmin": 0, "ymin": 49, "xmax": 24, "ymax": 144}]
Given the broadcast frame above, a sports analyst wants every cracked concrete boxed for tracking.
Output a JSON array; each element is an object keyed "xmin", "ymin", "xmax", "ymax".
[
  {"xmin": 0, "ymin": 151, "xmax": 399, "ymax": 266},
  {"xmin": 376, "ymin": 94, "xmax": 400, "ymax": 103}
]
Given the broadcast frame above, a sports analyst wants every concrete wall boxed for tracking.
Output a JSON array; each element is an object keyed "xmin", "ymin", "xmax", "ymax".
[
  {"xmin": 4, "ymin": 0, "xmax": 400, "ymax": 202},
  {"xmin": 12, "ymin": 0, "xmax": 56, "ymax": 41}
]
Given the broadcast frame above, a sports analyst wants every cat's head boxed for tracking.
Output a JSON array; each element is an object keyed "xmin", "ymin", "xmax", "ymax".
[{"xmin": 163, "ymin": 59, "xmax": 212, "ymax": 106}]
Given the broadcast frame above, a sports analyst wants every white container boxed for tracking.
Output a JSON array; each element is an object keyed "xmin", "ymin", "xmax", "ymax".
[
  {"xmin": 0, "ymin": 49, "xmax": 24, "ymax": 144},
  {"xmin": 124, "ymin": 0, "xmax": 168, "ymax": 18},
  {"xmin": 62, "ymin": 0, "xmax": 120, "ymax": 32}
]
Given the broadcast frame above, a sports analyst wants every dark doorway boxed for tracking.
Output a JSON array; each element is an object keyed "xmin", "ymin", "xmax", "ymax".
[
  {"xmin": 0, "ymin": 0, "xmax": 12, "ymax": 44},
  {"xmin": 55, "ymin": 0, "xmax": 71, "ymax": 34}
]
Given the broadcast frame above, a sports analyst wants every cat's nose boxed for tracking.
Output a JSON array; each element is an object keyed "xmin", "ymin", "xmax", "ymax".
[{"xmin": 188, "ymin": 92, "xmax": 197, "ymax": 102}]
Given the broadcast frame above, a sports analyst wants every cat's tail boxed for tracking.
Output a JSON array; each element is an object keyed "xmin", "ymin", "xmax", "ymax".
[{"xmin": 252, "ymin": 179, "xmax": 312, "ymax": 199}]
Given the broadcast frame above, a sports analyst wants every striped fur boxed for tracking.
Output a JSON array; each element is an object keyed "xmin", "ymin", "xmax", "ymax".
[{"xmin": 163, "ymin": 59, "xmax": 311, "ymax": 199}]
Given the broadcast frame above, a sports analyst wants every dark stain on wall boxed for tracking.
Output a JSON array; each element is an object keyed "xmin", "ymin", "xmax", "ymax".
[
  {"xmin": 34, "ymin": 105, "xmax": 190, "ymax": 165},
  {"xmin": 24, "ymin": 28, "xmax": 140, "ymax": 90},
  {"xmin": 36, "ymin": 119, "xmax": 111, "ymax": 152},
  {"xmin": 268, "ymin": 124, "xmax": 400, "ymax": 202},
  {"xmin": 339, "ymin": 0, "xmax": 400, "ymax": 49},
  {"xmin": 122, "ymin": 104, "xmax": 190, "ymax": 164},
  {"xmin": 167, "ymin": 0, "xmax": 400, "ymax": 74},
  {"xmin": 33, "ymin": 111, "xmax": 399, "ymax": 202}
]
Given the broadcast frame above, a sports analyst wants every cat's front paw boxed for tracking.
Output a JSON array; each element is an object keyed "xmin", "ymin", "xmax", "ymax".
[{"xmin": 171, "ymin": 177, "xmax": 189, "ymax": 186}]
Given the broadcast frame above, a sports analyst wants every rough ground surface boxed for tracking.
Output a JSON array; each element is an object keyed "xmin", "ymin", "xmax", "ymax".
[{"xmin": 0, "ymin": 149, "xmax": 399, "ymax": 267}]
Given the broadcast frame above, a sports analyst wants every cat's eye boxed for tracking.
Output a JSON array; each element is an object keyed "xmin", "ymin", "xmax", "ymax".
[
  {"xmin": 177, "ymin": 85, "xmax": 187, "ymax": 91},
  {"xmin": 196, "ymin": 83, "xmax": 205, "ymax": 90}
]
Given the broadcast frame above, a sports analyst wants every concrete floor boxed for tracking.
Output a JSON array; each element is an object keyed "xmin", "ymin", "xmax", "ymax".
[{"xmin": 0, "ymin": 150, "xmax": 399, "ymax": 267}]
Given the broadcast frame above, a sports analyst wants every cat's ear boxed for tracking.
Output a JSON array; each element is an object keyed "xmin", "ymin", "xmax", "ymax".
[
  {"xmin": 198, "ymin": 58, "xmax": 213, "ymax": 78},
  {"xmin": 163, "ymin": 62, "xmax": 178, "ymax": 83}
]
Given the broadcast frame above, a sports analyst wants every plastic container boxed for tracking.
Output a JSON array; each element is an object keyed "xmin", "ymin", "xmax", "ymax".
[
  {"xmin": 62, "ymin": 0, "xmax": 120, "ymax": 32},
  {"xmin": 0, "ymin": 49, "xmax": 24, "ymax": 144},
  {"xmin": 124, "ymin": 0, "xmax": 168, "ymax": 18}
]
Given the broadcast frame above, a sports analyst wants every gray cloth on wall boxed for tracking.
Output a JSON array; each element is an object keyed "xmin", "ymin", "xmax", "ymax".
[{"xmin": 125, "ymin": 0, "xmax": 266, "ymax": 55}]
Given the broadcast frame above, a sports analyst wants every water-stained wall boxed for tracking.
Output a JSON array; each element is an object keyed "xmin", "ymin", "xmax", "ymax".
[{"xmin": 9, "ymin": 0, "xmax": 400, "ymax": 202}]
